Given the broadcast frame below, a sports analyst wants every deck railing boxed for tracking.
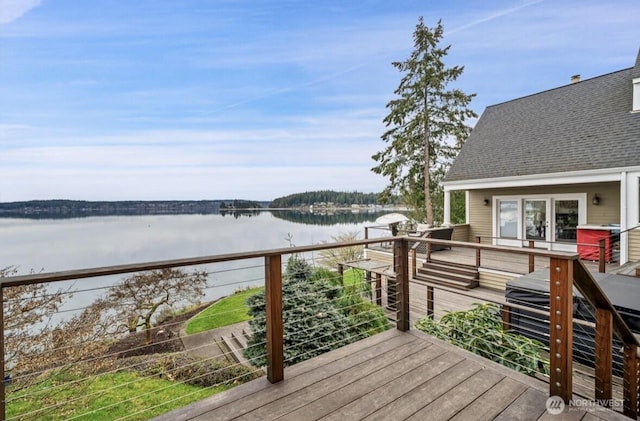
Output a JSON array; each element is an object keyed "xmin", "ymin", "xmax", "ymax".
[
  {"xmin": 404, "ymin": 236, "xmax": 639, "ymax": 418},
  {"xmin": 0, "ymin": 238, "xmax": 394, "ymax": 420},
  {"xmin": 1, "ymin": 236, "xmax": 638, "ymax": 419}
]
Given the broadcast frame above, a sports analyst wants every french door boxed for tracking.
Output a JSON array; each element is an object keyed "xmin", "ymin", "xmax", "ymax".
[
  {"xmin": 523, "ymin": 199, "xmax": 549, "ymax": 247},
  {"xmin": 494, "ymin": 194, "xmax": 585, "ymax": 252}
]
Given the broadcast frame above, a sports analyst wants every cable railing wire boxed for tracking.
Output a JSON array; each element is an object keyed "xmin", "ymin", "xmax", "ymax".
[{"xmin": 6, "ymin": 234, "xmax": 634, "ymax": 419}]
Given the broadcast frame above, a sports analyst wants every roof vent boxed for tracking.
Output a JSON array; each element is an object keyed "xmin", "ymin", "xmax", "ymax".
[{"xmin": 571, "ymin": 74, "xmax": 581, "ymax": 84}]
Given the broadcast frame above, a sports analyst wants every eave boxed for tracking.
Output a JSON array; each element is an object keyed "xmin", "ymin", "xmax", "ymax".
[{"xmin": 442, "ymin": 165, "xmax": 640, "ymax": 192}]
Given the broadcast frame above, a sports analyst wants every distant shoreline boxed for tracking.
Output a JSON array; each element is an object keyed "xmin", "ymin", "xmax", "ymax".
[{"xmin": 0, "ymin": 200, "xmax": 399, "ymax": 220}]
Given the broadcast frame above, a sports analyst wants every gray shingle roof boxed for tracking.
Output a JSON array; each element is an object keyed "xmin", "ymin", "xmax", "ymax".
[{"xmin": 445, "ymin": 50, "xmax": 640, "ymax": 183}]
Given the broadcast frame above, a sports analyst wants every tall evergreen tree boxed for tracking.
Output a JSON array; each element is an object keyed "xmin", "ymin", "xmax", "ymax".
[{"xmin": 372, "ymin": 18, "xmax": 476, "ymax": 225}]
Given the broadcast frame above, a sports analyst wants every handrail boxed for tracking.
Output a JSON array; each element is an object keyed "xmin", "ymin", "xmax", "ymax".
[
  {"xmin": 573, "ymin": 259, "xmax": 638, "ymax": 417},
  {"xmin": 574, "ymin": 260, "xmax": 639, "ymax": 346},
  {"xmin": 0, "ymin": 235, "xmax": 405, "ymax": 420},
  {"xmin": 617, "ymin": 223, "xmax": 640, "ymax": 236},
  {"xmin": 409, "ymin": 236, "xmax": 578, "ymax": 259},
  {"xmin": 0, "ymin": 237, "xmax": 396, "ymax": 288}
]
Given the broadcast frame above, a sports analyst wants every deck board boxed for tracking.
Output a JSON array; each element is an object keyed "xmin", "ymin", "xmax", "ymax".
[
  {"xmin": 449, "ymin": 377, "xmax": 528, "ymax": 420},
  {"xmin": 155, "ymin": 329, "xmax": 627, "ymax": 421},
  {"xmin": 319, "ymin": 351, "xmax": 465, "ymax": 421},
  {"xmin": 277, "ymin": 343, "xmax": 447, "ymax": 421},
  {"xmin": 406, "ymin": 368, "xmax": 505, "ymax": 421},
  {"xmin": 236, "ymin": 340, "xmax": 430, "ymax": 420}
]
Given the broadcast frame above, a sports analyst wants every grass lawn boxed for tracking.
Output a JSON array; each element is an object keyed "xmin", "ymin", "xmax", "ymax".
[
  {"xmin": 343, "ymin": 268, "xmax": 364, "ymax": 287},
  {"xmin": 7, "ymin": 370, "xmax": 230, "ymax": 420},
  {"xmin": 185, "ymin": 287, "xmax": 262, "ymax": 335}
]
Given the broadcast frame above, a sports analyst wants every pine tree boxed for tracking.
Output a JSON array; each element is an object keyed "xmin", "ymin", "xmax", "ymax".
[{"xmin": 372, "ymin": 18, "xmax": 476, "ymax": 225}]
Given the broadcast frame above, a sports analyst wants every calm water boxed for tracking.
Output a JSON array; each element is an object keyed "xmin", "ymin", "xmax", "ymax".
[{"xmin": 0, "ymin": 211, "xmax": 386, "ymax": 309}]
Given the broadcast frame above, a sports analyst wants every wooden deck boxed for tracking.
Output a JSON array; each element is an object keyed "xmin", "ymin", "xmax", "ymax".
[{"xmin": 155, "ymin": 329, "xmax": 627, "ymax": 421}]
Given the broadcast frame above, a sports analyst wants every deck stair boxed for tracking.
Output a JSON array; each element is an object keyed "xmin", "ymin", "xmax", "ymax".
[{"xmin": 414, "ymin": 259, "xmax": 479, "ymax": 290}]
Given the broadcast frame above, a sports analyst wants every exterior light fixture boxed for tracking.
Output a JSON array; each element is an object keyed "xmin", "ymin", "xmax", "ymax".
[
  {"xmin": 592, "ymin": 194, "xmax": 600, "ymax": 205},
  {"xmin": 483, "ymin": 198, "xmax": 490, "ymax": 206}
]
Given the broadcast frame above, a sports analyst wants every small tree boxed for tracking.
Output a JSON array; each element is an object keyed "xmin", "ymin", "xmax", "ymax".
[
  {"xmin": 1, "ymin": 266, "xmax": 65, "ymax": 376},
  {"xmin": 317, "ymin": 231, "xmax": 364, "ymax": 269},
  {"xmin": 372, "ymin": 18, "xmax": 476, "ymax": 225},
  {"xmin": 48, "ymin": 298, "xmax": 120, "ymax": 372},
  {"xmin": 108, "ymin": 268, "xmax": 208, "ymax": 343}
]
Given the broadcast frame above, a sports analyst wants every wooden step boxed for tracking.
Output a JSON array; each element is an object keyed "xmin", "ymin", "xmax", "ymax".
[
  {"xmin": 414, "ymin": 259, "xmax": 479, "ymax": 290},
  {"xmin": 413, "ymin": 273, "xmax": 479, "ymax": 290},
  {"xmin": 417, "ymin": 266, "xmax": 478, "ymax": 281},
  {"xmin": 421, "ymin": 260, "xmax": 478, "ymax": 277}
]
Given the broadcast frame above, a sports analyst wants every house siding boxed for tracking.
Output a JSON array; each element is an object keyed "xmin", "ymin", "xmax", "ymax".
[
  {"xmin": 479, "ymin": 270, "xmax": 519, "ymax": 291},
  {"xmin": 450, "ymin": 224, "xmax": 470, "ymax": 242},
  {"xmin": 630, "ymin": 229, "xmax": 640, "ymax": 261},
  {"xmin": 468, "ymin": 182, "xmax": 621, "ymax": 243},
  {"xmin": 468, "ymin": 190, "xmax": 493, "ymax": 243}
]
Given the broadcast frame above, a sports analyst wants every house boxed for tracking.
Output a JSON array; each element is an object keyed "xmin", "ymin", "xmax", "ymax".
[{"xmin": 442, "ymin": 48, "xmax": 640, "ymax": 265}]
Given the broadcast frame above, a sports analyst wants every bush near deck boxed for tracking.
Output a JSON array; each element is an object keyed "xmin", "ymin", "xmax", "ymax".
[
  {"xmin": 244, "ymin": 259, "xmax": 390, "ymax": 367},
  {"xmin": 415, "ymin": 303, "xmax": 549, "ymax": 376}
]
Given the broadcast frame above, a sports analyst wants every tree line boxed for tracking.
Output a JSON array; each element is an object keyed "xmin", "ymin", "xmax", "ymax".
[
  {"xmin": 0, "ymin": 199, "xmax": 264, "ymax": 219},
  {"xmin": 269, "ymin": 210, "xmax": 388, "ymax": 226},
  {"xmin": 269, "ymin": 190, "xmax": 382, "ymax": 208}
]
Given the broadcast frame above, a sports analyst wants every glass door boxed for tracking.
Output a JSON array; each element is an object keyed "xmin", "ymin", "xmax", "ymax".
[{"xmin": 524, "ymin": 199, "xmax": 549, "ymax": 247}]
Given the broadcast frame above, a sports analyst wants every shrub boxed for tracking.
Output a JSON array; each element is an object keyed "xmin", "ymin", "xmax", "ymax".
[
  {"xmin": 335, "ymin": 284, "xmax": 389, "ymax": 340},
  {"xmin": 244, "ymin": 259, "xmax": 389, "ymax": 367},
  {"xmin": 415, "ymin": 303, "xmax": 548, "ymax": 376},
  {"xmin": 244, "ymin": 276, "xmax": 353, "ymax": 367}
]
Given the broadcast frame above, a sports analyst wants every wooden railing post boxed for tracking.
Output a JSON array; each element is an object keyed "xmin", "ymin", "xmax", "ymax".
[
  {"xmin": 501, "ymin": 305, "xmax": 511, "ymax": 332},
  {"xmin": 594, "ymin": 308, "xmax": 613, "ymax": 404},
  {"xmin": 426, "ymin": 285, "xmax": 434, "ymax": 318},
  {"xmin": 394, "ymin": 238, "xmax": 409, "ymax": 332},
  {"xmin": 598, "ymin": 238, "xmax": 606, "ymax": 273},
  {"xmin": 374, "ymin": 273, "xmax": 382, "ymax": 306},
  {"xmin": 411, "ymin": 248, "xmax": 417, "ymax": 278},
  {"xmin": 475, "ymin": 236, "xmax": 481, "ymax": 267},
  {"xmin": 549, "ymin": 258, "xmax": 573, "ymax": 404},
  {"xmin": 528, "ymin": 241, "xmax": 535, "ymax": 273},
  {"xmin": 265, "ymin": 254, "xmax": 284, "ymax": 383},
  {"xmin": 364, "ymin": 227, "xmax": 369, "ymax": 249},
  {"xmin": 623, "ymin": 343, "xmax": 638, "ymax": 418}
]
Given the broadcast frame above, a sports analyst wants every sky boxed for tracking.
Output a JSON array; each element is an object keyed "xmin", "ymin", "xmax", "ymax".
[{"xmin": 1, "ymin": 0, "xmax": 639, "ymax": 202}]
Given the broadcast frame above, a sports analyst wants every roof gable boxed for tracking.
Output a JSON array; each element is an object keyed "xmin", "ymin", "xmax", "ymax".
[{"xmin": 445, "ymin": 56, "xmax": 640, "ymax": 183}]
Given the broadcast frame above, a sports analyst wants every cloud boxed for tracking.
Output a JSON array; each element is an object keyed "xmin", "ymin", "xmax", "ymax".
[{"xmin": 0, "ymin": 0, "xmax": 41, "ymax": 24}]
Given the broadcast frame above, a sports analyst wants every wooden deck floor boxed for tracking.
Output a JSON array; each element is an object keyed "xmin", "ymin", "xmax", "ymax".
[{"xmin": 155, "ymin": 329, "xmax": 627, "ymax": 421}]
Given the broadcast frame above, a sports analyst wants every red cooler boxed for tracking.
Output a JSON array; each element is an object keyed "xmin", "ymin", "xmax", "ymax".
[{"xmin": 576, "ymin": 225, "xmax": 613, "ymax": 262}]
